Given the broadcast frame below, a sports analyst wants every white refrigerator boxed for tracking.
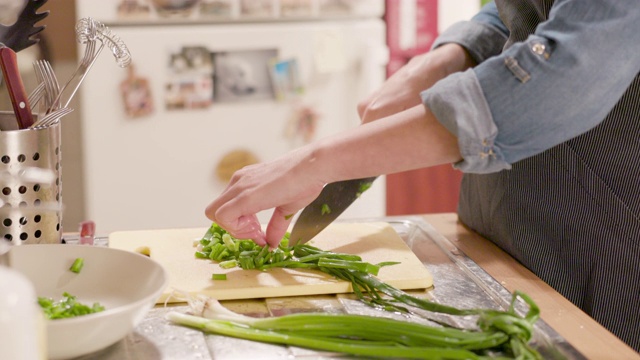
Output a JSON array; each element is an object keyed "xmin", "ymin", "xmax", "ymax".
[{"xmin": 74, "ymin": 0, "xmax": 389, "ymax": 233}]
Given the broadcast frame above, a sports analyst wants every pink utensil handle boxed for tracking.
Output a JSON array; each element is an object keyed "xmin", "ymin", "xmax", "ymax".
[
  {"xmin": 0, "ymin": 46, "xmax": 34, "ymax": 129},
  {"xmin": 79, "ymin": 220, "xmax": 96, "ymax": 245}
]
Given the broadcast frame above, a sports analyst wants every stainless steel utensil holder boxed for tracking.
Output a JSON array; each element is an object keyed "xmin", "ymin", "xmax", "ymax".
[{"xmin": 0, "ymin": 111, "xmax": 62, "ymax": 244}]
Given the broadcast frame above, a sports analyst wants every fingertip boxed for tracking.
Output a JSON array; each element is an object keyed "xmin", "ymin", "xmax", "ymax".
[
  {"xmin": 205, "ymin": 199, "xmax": 226, "ymax": 223},
  {"xmin": 253, "ymin": 236, "xmax": 267, "ymax": 247},
  {"xmin": 265, "ymin": 233, "xmax": 282, "ymax": 249},
  {"xmin": 265, "ymin": 209, "xmax": 295, "ymax": 248},
  {"xmin": 204, "ymin": 205, "xmax": 215, "ymax": 221},
  {"xmin": 253, "ymin": 228, "xmax": 268, "ymax": 246}
]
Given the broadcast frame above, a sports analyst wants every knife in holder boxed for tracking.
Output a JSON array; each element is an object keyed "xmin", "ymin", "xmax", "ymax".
[{"xmin": 0, "ymin": 45, "xmax": 35, "ymax": 129}]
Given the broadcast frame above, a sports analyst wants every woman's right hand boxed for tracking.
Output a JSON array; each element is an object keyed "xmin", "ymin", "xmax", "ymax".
[
  {"xmin": 205, "ymin": 145, "xmax": 328, "ymax": 248},
  {"xmin": 357, "ymin": 43, "xmax": 476, "ymax": 124}
]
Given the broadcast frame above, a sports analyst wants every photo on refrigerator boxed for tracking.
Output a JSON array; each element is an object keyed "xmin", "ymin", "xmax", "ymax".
[
  {"xmin": 165, "ymin": 46, "xmax": 215, "ymax": 110},
  {"xmin": 213, "ymin": 49, "xmax": 278, "ymax": 102}
]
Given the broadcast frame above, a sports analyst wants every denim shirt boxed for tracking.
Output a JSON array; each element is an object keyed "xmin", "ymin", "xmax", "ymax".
[{"xmin": 421, "ymin": 0, "xmax": 640, "ymax": 173}]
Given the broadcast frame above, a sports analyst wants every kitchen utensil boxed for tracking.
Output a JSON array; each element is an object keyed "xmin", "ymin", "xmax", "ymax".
[
  {"xmin": 78, "ymin": 220, "xmax": 96, "ymax": 245},
  {"xmin": 33, "ymin": 59, "xmax": 60, "ymax": 112},
  {"xmin": 289, "ymin": 176, "xmax": 377, "ymax": 246},
  {"xmin": 109, "ymin": 222, "xmax": 432, "ymax": 303},
  {"xmin": 29, "ymin": 106, "xmax": 73, "ymax": 128},
  {"xmin": 0, "ymin": 160, "xmax": 60, "ymax": 264},
  {"xmin": 0, "ymin": 112, "xmax": 62, "ymax": 243},
  {"xmin": 10, "ymin": 244, "xmax": 169, "ymax": 360},
  {"xmin": 0, "ymin": 0, "xmax": 48, "ymax": 53},
  {"xmin": 48, "ymin": 37, "xmax": 96, "ymax": 113},
  {"xmin": 33, "ymin": 63, "xmax": 52, "ymax": 114},
  {"xmin": 0, "ymin": 45, "xmax": 35, "ymax": 128},
  {"xmin": 32, "ymin": 66, "xmax": 45, "ymax": 107},
  {"xmin": 47, "ymin": 17, "xmax": 131, "ymax": 114},
  {"xmin": 27, "ymin": 81, "xmax": 45, "ymax": 108}
]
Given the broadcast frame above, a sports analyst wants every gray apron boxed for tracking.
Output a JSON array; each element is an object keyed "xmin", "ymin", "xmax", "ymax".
[{"xmin": 458, "ymin": 0, "xmax": 640, "ymax": 351}]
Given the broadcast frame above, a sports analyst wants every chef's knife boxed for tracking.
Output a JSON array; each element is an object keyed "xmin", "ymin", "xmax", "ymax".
[
  {"xmin": 289, "ymin": 176, "xmax": 377, "ymax": 246},
  {"xmin": 0, "ymin": 45, "xmax": 34, "ymax": 129}
]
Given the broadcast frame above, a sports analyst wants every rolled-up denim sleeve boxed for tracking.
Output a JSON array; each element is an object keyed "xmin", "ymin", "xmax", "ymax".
[
  {"xmin": 422, "ymin": 0, "xmax": 640, "ymax": 173},
  {"xmin": 432, "ymin": 2, "xmax": 509, "ymax": 64}
]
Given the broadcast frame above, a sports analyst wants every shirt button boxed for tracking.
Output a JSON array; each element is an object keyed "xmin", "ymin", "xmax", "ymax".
[{"xmin": 531, "ymin": 43, "xmax": 546, "ymax": 55}]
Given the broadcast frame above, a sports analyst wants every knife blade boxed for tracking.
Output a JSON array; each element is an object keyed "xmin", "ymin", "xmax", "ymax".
[{"xmin": 289, "ymin": 176, "xmax": 377, "ymax": 246}]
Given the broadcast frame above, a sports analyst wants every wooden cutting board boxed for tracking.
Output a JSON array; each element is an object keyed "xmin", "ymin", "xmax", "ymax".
[{"xmin": 109, "ymin": 222, "xmax": 433, "ymax": 303}]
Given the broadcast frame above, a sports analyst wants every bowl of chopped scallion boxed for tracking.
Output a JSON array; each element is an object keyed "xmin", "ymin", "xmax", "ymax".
[{"xmin": 10, "ymin": 244, "xmax": 168, "ymax": 359}]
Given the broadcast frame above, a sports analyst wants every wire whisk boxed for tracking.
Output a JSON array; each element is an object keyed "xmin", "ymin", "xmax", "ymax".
[
  {"xmin": 77, "ymin": 17, "xmax": 131, "ymax": 68},
  {"xmin": 46, "ymin": 17, "xmax": 131, "ymax": 114}
]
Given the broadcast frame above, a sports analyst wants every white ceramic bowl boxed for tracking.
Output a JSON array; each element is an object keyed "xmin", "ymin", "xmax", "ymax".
[{"xmin": 10, "ymin": 244, "xmax": 168, "ymax": 360}]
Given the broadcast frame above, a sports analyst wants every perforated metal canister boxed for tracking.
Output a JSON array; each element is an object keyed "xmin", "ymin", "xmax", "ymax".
[{"xmin": 0, "ymin": 112, "xmax": 62, "ymax": 244}]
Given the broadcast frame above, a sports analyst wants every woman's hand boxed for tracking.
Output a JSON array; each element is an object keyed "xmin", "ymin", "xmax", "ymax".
[
  {"xmin": 357, "ymin": 43, "xmax": 476, "ymax": 124},
  {"xmin": 205, "ymin": 146, "xmax": 327, "ymax": 248}
]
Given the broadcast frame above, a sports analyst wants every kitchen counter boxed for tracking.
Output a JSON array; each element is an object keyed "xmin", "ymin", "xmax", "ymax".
[
  {"xmin": 82, "ymin": 214, "xmax": 639, "ymax": 359},
  {"xmin": 424, "ymin": 213, "xmax": 639, "ymax": 359}
]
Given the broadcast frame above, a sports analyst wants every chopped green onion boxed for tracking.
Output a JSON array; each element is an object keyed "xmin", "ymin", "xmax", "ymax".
[
  {"xmin": 239, "ymin": 256, "xmax": 256, "ymax": 269},
  {"xmin": 320, "ymin": 203, "xmax": 331, "ymax": 215},
  {"xmin": 211, "ymin": 273, "xmax": 227, "ymax": 280},
  {"xmin": 356, "ymin": 181, "xmax": 373, "ymax": 197},
  {"xmin": 219, "ymin": 260, "xmax": 237, "ymax": 269},
  {"xmin": 69, "ymin": 258, "xmax": 84, "ymax": 273},
  {"xmin": 222, "ymin": 233, "xmax": 236, "ymax": 252},
  {"xmin": 38, "ymin": 292, "xmax": 105, "ymax": 320},
  {"xmin": 358, "ymin": 181, "xmax": 372, "ymax": 194}
]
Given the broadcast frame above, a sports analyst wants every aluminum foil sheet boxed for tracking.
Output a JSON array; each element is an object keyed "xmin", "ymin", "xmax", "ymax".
[{"xmin": 68, "ymin": 217, "xmax": 585, "ymax": 360}]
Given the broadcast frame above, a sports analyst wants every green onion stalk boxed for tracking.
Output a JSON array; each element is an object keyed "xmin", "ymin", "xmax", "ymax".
[{"xmin": 170, "ymin": 222, "xmax": 542, "ymax": 359}]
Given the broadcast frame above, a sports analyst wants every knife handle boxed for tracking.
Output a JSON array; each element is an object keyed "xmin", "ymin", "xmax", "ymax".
[{"xmin": 0, "ymin": 46, "xmax": 35, "ymax": 129}]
